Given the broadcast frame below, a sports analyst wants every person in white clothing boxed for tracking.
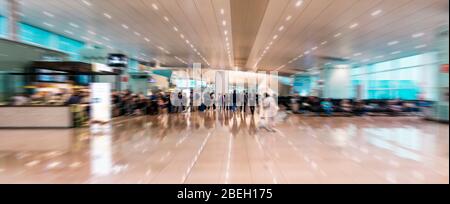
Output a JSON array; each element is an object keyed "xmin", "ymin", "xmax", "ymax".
[
  {"xmin": 261, "ymin": 92, "xmax": 279, "ymax": 132},
  {"xmin": 11, "ymin": 94, "xmax": 29, "ymax": 106}
]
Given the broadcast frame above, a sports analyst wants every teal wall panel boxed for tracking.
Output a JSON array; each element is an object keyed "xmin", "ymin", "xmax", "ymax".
[
  {"xmin": 0, "ymin": 16, "xmax": 6, "ymax": 37},
  {"xmin": 16, "ymin": 23, "xmax": 85, "ymax": 60},
  {"xmin": 56, "ymin": 35, "xmax": 84, "ymax": 60},
  {"xmin": 152, "ymin": 69, "xmax": 172, "ymax": 78},
  {"xmin": 19, "ymin": 23, "xmax": 53, "ymax": 48},
  {"xmin": 128, "ymin": 59, "xmax": 139, "ymax": 72}
]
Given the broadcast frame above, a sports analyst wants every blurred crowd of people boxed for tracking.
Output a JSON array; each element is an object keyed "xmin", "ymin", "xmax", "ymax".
[
  {"xmin": 8, "ymin": 88, "xmax": 282, "ymax": 131},
  {"xmin": 9, "ymin": 89, "xmax": 427, "ymax": 118},
  {"xmin": 111, "ymin": 90, "xmax": 169, "ymax": 117},
  {"xmin": 9, "ymin": 89, "xmax": 90, "ymax": 106},
  {"xmin": 287, "ymin": 95, "xmax": 428, "ymax": 116}
]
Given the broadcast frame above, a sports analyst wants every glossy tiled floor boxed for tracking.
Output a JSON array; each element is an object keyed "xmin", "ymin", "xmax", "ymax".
[{"xmin": 0, "ymin": 111, "xmax": 448, "ymax": 184}]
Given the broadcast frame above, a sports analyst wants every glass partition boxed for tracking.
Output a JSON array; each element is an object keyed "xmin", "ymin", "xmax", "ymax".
[{"xmin": 351, "ymin": 52, "xmax": 439, "ymax": 100}]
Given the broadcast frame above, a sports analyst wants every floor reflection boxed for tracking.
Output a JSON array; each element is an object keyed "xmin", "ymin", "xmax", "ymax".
[{"xmin": 0, "ymin": 113, "xmax": 448, "ymax": 184}]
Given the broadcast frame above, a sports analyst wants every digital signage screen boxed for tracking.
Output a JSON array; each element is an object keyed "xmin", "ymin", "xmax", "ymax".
[
  {"xmin": 36, "ymin": 69, "xmax": 68, "ymax": 83},
  {"xmin": 107, "ymin": 54, "xmax": 128, "ymax": 68}
]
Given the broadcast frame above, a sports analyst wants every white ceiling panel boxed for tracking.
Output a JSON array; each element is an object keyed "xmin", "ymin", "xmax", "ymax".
[{"xmin": 0, "ymin": 0, "xmax": 447, "ymax": 74}]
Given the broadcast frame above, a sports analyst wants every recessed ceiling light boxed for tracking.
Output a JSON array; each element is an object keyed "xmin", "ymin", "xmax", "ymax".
[
  {"xmin": 334, "ymin": 33, "xmax": 342, "ymax": 38},
  {"xmin": 164, "ymin": 16, "xmax": 170, "ymax": 22},
  {"xmin": 304, "ymin": 50, "xmax": 310, "ymax": 55},
  {"xmin": 222, "ymin": 21, "xmax": 227, "ymax": 26},
  {"xmin": 43, "ymin": 22, "xmax": 54, "ymax": 27},
  {"xmin": 144, "ymin": 37, "xmax": 150, "ymax": 42},
  {"xmin": 220, "ymin": 9, "xmax": 225, "ymax": 15},
  {"xmin": 295, "ymin": 0, "xmax": 304, "ymax": 7},
  {"xmin": 224, "ymin": 30, "xmax": 228, "ymax": 35},
  {"xmin": 415, "ymin": 44, "xmax": 427, "ymax": 49},
  {"xmin": 353, "ymin": 53, "xmax": 362, "ymax": 57},
  {"xmin": 371, "ymin": 9, "xmax": 382, "ymax": 16},
  {"xmin": 349, "ymin": 23, "xmax": 359, "ymax": 29},
  {"xmin": 122, "ymin": 24, "xmax": 129, "ymax": 29},
  {"xmin": 102, "ymin": 36, "xmax": 110, "ymax": 41},
  {"xmin": 88, "ymin": 30, "xmax": 96, "ymax": 35},
  {"xmin": 388, "ymin": 41, "xmax": 399, "ymax": 46},
  {"xmin": 173, "ymin": 27, "xmax": 178, "ymax": 32},
  {"xmin": 412, "ymin": 33, "xmax": 425, "ymax": 38},
  {"xmin": 134, "ymin": 32, "xmax": 141, "ymax": 36},
  {"xmin": 43, "ymin": 11, "xmax": 54, "ymax": 18},
  {"xmin": 312, "ymin": 46, "xmax": 318, "ymax": 50},
  {"xmin": 14, "ymin": 11, "xmax": 25, "ymax": 17},
  {"xmin": 278, "ymin": 26, "xmax": 285, "ymax": 31},
  {"xmin": 81, "ymin": 0, "xmax": 92, "ymax": 6},
  {"xmin": 391, "ymin": 51, "xmax": 401, "ymax": 55},
  {"xmin": 64, "ymin": 30, "xmax": 74, "ymax": 35},
  {"xmin": 286, "ymin": 16, "xmax": 292, "ymax": 21},
  {"xmin": 69, "ymin": 23, "xmax": 79, "ymax": 28},
  {"xmin": 273, "ymin": 35, "xmax": 278, "ymax": 40},
  {"xmin": 152, "ymin": 3, "xmax": 159, "ymax": 10},
  {"xmin": 103, "ymin": 13, "xmax": 112, "ymax": 19},
  {"xmin": 321, "ymin": 41, "xmax": 328, "ymax": 45},
  {"xmin": 375, "ymin": 55, "xmax": 384, "ymax": 59},
  {"xmin": 180, "ymin": 34, "xmax": 185, "ymax": 39}
]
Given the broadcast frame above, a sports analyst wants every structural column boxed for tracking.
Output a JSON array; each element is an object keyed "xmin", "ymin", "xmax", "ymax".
[
  {"xmin": 7, "ymin": 0, "xmax": 21, "ymax": 41},
  {"xmin": 215, "ymin": 71, "xmax": 229, "ymax": 95},
  {"xmin": 322, "ymin": 65, "xmax": 352, "ymax": 99},
  {"xmin": 431, "ymin": 25, "xmax": 449, "ymax": 122}
]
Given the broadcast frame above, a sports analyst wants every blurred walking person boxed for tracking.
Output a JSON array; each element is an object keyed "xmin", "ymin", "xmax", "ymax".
[{"xmin": 259, "ymin": 92, "xmax": 279, "ymax": 132}]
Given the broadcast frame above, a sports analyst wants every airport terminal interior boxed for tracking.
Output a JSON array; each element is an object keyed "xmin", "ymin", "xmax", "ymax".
[{"xmin": 0, "ymin": 0, "xmax": 448, "ymax": 184}]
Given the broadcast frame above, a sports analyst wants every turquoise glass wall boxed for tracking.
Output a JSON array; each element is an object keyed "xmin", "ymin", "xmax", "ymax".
[
  {"xmin": 351, "ymin": 53, "xmax": 438, "ymax": 100},
  {"xmin": 0, "ymin": 16, "xmax": 6, "ymax": 37},
  {"xmin": 293, "ymin": 75, "xmax": 318, "ymax": 96},
  {"xmin": 293, "ymin": 76, "xmax": 311, "ymax": 96}
]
